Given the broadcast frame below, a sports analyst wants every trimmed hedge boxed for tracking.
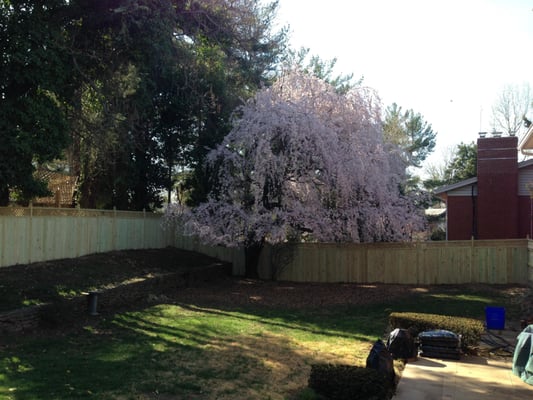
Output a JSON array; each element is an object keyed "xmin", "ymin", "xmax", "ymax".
[
  {"xmin": 389, "ymin": 312, "xmax": 484, "ymax": 348},
  {"xmin": 308, "ymin": 364, "xmax": 394, "ymax": 400}
]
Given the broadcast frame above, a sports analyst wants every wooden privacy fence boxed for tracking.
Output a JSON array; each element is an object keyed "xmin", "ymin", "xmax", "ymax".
[
  {"xmin": 174, "ymin": 234, "xmax": 246, "ymax": 276},
  {"xmin": 0, "ymin": 206, "xmax": 174, "ymax": 268},
  {"xmin": 1, "ymin": 205, "xmax": 531, "ymax": 285},
  {"xmin": 257, "ymin": 239, "xmax": 530, "ymax": 285},
  {"xmin": 529, "ymin": 240, "xmax": 533, "ymax": 283},
  {"xmin": 0, "ymin": 205, "xmax": 245, "ymax": 274}
]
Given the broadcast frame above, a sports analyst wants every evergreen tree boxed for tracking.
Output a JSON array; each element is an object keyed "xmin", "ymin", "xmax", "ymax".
[
  {"xmin": 443, "ymin": 142, "xmax": 477, "ymax": 184},
  {"xmin": 423, "ymin": 142, "xmax": 477, "ymax": 190},
  {"xmin": 0, "ymin": 0, "xmax": 71, "ymax": 205},
  {"xmin": 2, "ymin": 0, "xmax": 287, "ymax": 209},
  {"xmin": 67, "ymin": 0, "xmax": 287, "ymax": 209},
  {"xmin": 383, "ymin": 103, "xmax": 437, "ymax": 168}
]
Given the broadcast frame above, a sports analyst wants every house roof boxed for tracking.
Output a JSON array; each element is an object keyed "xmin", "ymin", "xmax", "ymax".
[
  {"xmin": 425, "ymin": 208, "xmax": 446, "ymax": 217},
  {"xmin": 519, "ymin": 125, "xmax": 533, "ymax": 153},
  {"xmin": 433, "ymin": 159, "xmax": 533, "ymax": 199},
  {"xmin": 433, "ymin": 177, "xmax": 478, "ymax": 196},
  {"xmin": 519, "ymin": 158, "xmax": 533, "ymax": 169},
  {"xmin": 34, "ymin": 169, "xmax": 77, "ymax": 207}
]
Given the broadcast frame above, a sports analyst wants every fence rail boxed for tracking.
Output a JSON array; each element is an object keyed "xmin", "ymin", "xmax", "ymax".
[
  {"xmin": 1, "ymin": 206, "xmax": 531, "ymax": 285},
  {"xmin": 0, "ymin": 206, "xmax": 174, "ymax": 268},
  {"xmin": 0, "ymin": 206, "xmax": 245, "ymax": 274},
  {"xmin": 174, "ymin": 235, "xmax": 245, "ymax": 276},
  {"xmin": 257, "ymin": 239, "xmax": 530, "ymax": 285}
]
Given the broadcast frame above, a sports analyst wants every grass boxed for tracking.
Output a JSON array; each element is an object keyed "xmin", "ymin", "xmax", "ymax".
[
  {"xmin": 0, "ymin": 304, "xmax": 384, "ymax": 399},
  {"xmin": 0, "ymin": 282, "xmax": 524, "ymax": 400}
]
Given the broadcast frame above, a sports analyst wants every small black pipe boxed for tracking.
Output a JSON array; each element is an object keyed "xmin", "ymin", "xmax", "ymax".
[{"xmin": 87, "ymin": 291, "xmax": 100, "ymax": 316}]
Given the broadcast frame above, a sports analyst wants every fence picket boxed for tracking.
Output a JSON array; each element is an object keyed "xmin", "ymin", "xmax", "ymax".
[
  {"xmin": 0, "ymin": 206, "xmax": 174, "ymax": 268},
  {"xmin": 1, "ymin": 206, "xmax": 531, "ymax": 284},
  {"xmin": 258, "ymin": 240, "xmax": 530, "ymax": 285}
]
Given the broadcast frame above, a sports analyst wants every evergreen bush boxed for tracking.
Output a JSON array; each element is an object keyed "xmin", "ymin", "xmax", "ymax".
[
  {"xmin": 389, "ymin": 312, "xmax": 484, "ymax": 348},
  {"xmin": 308, "ymin": 364, "xmax": 394, "ymax": 400}
]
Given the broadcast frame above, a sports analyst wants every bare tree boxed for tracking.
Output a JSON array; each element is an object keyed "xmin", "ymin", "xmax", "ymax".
[
  {"xmin": 423, "ymin": 146, "xmax": 456, "ymax": 189},
  {"xmin": 490, "ymin": 82, "xmax": 531, "ymax": 137}
]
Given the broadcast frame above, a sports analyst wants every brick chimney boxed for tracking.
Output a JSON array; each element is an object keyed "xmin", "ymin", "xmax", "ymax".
[{"xmin": 476, "ymin": 134, "xmax": 518, "ymax": 239}]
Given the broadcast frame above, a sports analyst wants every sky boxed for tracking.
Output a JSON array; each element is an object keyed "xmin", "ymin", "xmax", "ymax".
[{"xmin": 276, "ymin": 0, "xmax": 533, "ymax": 170}]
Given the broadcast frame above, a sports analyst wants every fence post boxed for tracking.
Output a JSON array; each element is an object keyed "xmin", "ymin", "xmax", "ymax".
[
  {"xmin": 470, "ymin": 236, "xmax": 474, "ymax": 283},
  {"xmin": 28, "ymin": 201, "xmax": 33, "ymax": 264},
  {"xmin": 527, "ymin": 240, "xmax": 533, "ymax": 287},
  {"xmin": 0, "ymin": 208, "xmax": 3, "ymax": 267},
  {"xmin": 112, "ymin": 206, "xmax": 117, "ymax": 250},
  {"xmin": 75, "ymin": 204, "xmax": 81, "ymax": 257},
  {"xmin": 143, "ymin": 208, "xmax": 146, "ymax": 249},
  {"xmin": 416, "ymin": 241, "xmax": 421, "ymax": 285}
]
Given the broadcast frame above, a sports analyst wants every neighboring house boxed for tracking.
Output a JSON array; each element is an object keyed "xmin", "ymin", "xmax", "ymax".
[
  {"xmin": 434, "ymin": 134, "xmax": 533, "ymax": 240},
  {"xmin": 33, "ymin": 169, "xmax": 77, "ymax": 208},
  {"xmin": 423, "ymin": 206, "xmax": 446, "ymax": 240}
]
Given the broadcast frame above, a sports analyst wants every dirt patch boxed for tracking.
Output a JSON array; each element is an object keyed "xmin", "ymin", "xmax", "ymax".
[
  {"xmin": 1, "ymin": 248, "xmax": 530, "ymax": 336},
  {"xmin": 169, "ymin": 278, "xmax": 422, "ymax": 310},
  {"xmin": 0, "ymin": 247, "xmax": 223, "ymax": 312}
]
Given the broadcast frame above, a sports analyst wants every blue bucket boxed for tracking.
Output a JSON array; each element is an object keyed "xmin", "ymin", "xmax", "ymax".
[{"xmin": 485, "ymin": 306, "xmax": 505, "ymax": 330}]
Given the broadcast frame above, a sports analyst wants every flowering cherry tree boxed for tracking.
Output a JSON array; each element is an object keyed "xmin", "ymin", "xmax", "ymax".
[{"xmin": 166, "ymin": 69, "xmax": 425, "ymax": 246}]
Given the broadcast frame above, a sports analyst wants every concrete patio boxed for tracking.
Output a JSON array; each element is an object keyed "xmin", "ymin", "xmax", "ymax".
[{"xmin": 394, "ymin": 327, "xmax": 533, "ymax": 399}]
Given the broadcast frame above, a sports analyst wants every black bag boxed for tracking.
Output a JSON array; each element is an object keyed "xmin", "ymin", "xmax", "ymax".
[
  {"xmin": 387, "ymin": 328, "xmax": 416, "ymax": 359},
  {"xmin": 366, "ymin": 339, "xmax": 395, "ymax": 384}
]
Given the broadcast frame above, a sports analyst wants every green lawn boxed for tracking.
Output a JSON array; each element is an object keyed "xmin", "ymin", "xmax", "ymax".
[{"xmin": 0, "ymin": 282, "xmax": 523, "ymax": 400}]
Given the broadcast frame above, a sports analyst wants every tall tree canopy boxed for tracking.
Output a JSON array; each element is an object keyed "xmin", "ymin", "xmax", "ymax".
[
  {"xmin": 287, "ymin": 47, "xmax": 361, "ymax": 94},
  {"xmin": 67, "ymin": 0, "xmax": 287, "ymax": 210},
  {"xmin": 442, "ymin": 142, "xmax": 477, "ymax": 184},
  {"xmin": 383, "ymin": 103, "xmax": 437, "ymax": 168},
  {"xmin": 167, "ymin": 70, "xmax": 426, "ymax": 246},
  {"xmin": 0, "ymin": 0, "xmax": 71, "ymax": 205},
  {"xmin": 424, "ymin": 142, "xmax": 477, "ymax": 190},
  {"xmin": 1, "ymin": 0, "xmax": 287, "ymax": 210}
]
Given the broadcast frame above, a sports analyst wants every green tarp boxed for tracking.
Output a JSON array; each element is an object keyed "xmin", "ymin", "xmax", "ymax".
[{"xmin": 512, "ymin": 325, "xmax": 533, "ymax": 385}]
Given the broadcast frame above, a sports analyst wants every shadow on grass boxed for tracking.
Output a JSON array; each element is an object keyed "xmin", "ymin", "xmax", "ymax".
[
  {"xmin": 390, "ymin": 286, "xmax": 522, "ymax": 321},
  {"xmin": 0, "ymin": 248, "xmax": 222, "ymax": 312},
  {"xmin": 0, "ymin": 283, "xmax": 524, "ymax": 399},
  {"xmin": 1, "ymin": 308, "xmax": 359, "ymax": 399}
]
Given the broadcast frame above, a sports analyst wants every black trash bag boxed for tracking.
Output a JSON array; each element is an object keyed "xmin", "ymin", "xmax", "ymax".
[
  {"xmin": 366, "ymin": 339, "xmax": 395, "ymax": 384},
  {"xmin": 387, "ymin": 328, "xmax": 416, "ymax": 359}
]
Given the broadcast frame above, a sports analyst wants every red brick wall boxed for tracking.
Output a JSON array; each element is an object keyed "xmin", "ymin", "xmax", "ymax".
[
  {"xmin": 476, "ymin": 136, "xmax": 518, "ymax": 239},
  {"xmin": 447, "ymin": 196, "xmax": 477, "ymax": 240}
]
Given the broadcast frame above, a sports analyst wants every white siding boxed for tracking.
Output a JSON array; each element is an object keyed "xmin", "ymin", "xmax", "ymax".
[
  {"xmin": 519, "ymin": 166, "xmax": 533, "ymax": 196},
  {"xmin": 448, "ymin": 184, "xmax": 477, "ymax": 197}
]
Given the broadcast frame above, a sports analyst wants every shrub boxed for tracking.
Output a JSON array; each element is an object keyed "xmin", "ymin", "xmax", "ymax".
[
  {"xmin": 389, "ymin": 312, "xmax": 484, "ymax": 348},
  {"xmin": 308, "ymin": 364, "xmax": 394, "ymax": 400},
  {"xmin": 430, "ymin": 228, "xmax": 446, "ymax": 241}
]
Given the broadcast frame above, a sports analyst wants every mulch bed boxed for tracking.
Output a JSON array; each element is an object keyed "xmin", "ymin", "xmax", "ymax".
[{"xmin": 0, "ymin": 248, "xmax": 530, "ymax": 339}]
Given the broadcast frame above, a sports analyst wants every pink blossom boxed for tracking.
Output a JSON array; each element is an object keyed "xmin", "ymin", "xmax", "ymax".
[{"xmin": 166, "ymin": 69, "xmax": 426, "ymax": 246}]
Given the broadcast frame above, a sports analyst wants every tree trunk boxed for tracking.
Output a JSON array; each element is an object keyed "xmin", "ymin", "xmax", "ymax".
[
  {"xmin": 244, "ymin": 240, "xmax": 264, "ymax": 278},
  {"xmin": 0, "ymin": 186, "xmax": 9, "ymax": 206}
]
